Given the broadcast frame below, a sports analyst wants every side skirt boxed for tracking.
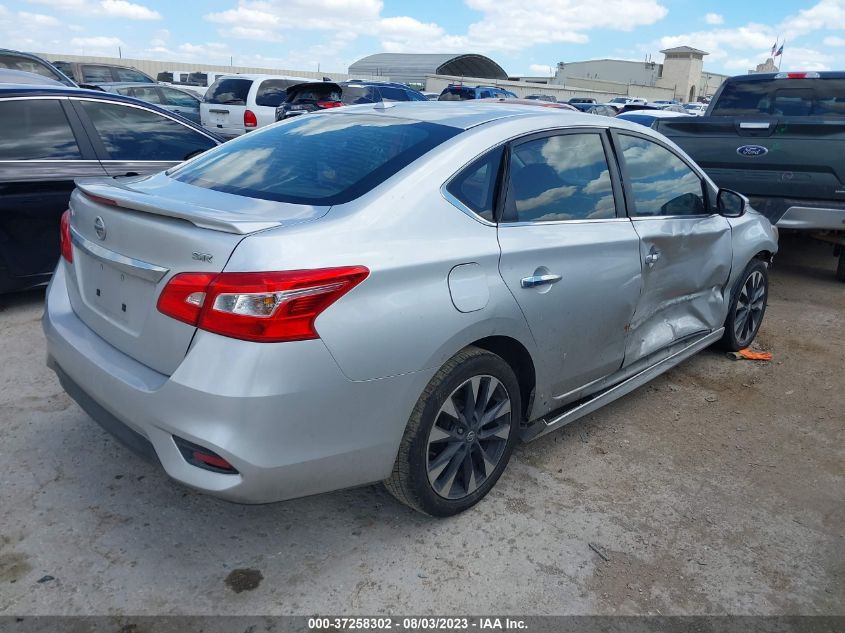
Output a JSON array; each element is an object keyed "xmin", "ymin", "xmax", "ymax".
[{"xmin": 521, "ymin": 328, "xmax": 724, "ymax": 442}]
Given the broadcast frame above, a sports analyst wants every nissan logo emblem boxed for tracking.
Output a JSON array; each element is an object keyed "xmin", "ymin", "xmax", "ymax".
[{"xmin": 94, "ymin": 216, "xmax": 107, "ymax": 240}]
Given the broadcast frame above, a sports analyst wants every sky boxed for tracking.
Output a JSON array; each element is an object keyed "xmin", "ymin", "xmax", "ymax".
[{"xmin": 1, "ymin": 0, "xmax": 844, "ymax": 77}]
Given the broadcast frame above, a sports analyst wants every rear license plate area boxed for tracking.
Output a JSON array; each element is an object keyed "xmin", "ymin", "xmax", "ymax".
[{"xmin": 77, "ymin": 252, "xmax": 155, "ymax": 332}]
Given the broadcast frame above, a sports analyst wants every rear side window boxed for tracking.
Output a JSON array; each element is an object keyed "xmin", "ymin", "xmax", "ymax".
[
  {"xmin": 170, "ymin": 114, "xmax": 460, "ymax": 205},
  {"xmin": 0, "ymin": 100, "xmax": 81, "ymax": 160},
  {"xmin": 157, "ymin": 72, "xmax": 173, "ymax": 82},
  {"xmin": 115, "ymin": 67, "xmax": 152, "ymax": 83},
  {"xmin": 79, "ymin": 100, "xmax": 215, "ymax": 161},
  {"xmin": 711, "ymin": 78, "xmax": 845, "ymax": 116},
  {"xmin": 81, "ymin": 65, "xmax": 114, "ymax": 83},
  {"xmin": 290, "ymin": 85, "xmax": 339, "ymax": 103},
  {"xmin": 446, "ymin": 147, "xmax": 504, "ymax": 222},
  {"xmin": 205, "ymin": 78, "xmax": 251, "ymax": 105},
  {"xmin": 504, "ymin": 132, "xmax": 616, "ymax": 222},
  {"xmin": 616, "ymin": 134, "xmax": 705, "ymax": 217},
  {"xmin": 255, "ymin": 79, "xmax": 299, "ymax": 107}
]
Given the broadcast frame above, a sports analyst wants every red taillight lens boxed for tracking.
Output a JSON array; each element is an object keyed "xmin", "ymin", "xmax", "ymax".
[
  {"xmin": 316, "ymin": 101, "xmax": 343, "ymax": 109},
  {"xmin": 60, "ymin": 209, "xmax": 73, "ymax": 263},
  {"xmin": 157, "ymin": 267, "xmax": 369, "ymax": 342},
  {"xmin": 156, "ymin": 272, "xmax": 216, "ymax": 325},
  {"xmin": 244, "ymin": 109, "xmax": 258, "ymax": 127}
]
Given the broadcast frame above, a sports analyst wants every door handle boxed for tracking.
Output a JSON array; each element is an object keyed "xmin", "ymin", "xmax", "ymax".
[
  {"xmin": 645, "ymin": 251, "xmax": 661, "ymax": 267},
  {"xmin": 520, "ymin": 273, "xmax": 562, "ymax": 288}
]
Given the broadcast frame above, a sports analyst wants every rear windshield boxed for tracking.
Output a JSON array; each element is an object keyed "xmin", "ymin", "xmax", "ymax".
[
  {"xmin": 188, "ymin": 72, "xmax": 208, "ymax": 85},
  {"xmin": 157, "ymin": 71, "xmax": 173, "ymax": 82},
  {"xmin": 0, "ymin": 54, "xmax": 59, "ymax": 81},
  {"xmin": 289, "ymin": 84, "xmax": 340, "ymax": 103},
  {"xmin": 439, "ymin": 87, "xmax": 474, "ymax": 101},
  {"xmin": 205, "ymin": 78, "xmax": 251, "ymax": 105},
  {"xmin": 710, "ymin": 78, "xmax": 845, "ymax": 116},
  {"xmin": 256, "ymin": 79, "xmax": 302, "ymax": 107},
  {"xmin": 169, "ymin": 113, "xmax": 460, "ymax": 205},
  {"xmin": 340, "ymin": 85, "xmax": 378, "ymax": 105}
]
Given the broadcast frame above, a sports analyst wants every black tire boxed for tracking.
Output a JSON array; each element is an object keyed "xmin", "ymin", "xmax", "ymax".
[
  {"xmin": 720, "ymin": 259, "xmax": 769, "ymax": 351},
  {"xmin": 384, "ymin": 346, "xmax": 521, "ymax": 516},
  {"xmin": 836, "ymin": 250, "xmax": 845, "ymax": 282}
]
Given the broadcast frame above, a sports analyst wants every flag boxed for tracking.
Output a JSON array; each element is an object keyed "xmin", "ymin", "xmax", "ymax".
[
  {"xmin": 775, "ymin": 43, "xmax": 784, "ymax": 57},
  {"xmin": 771, "ymin": 41, "xmax": 778, "ymax": 56}
]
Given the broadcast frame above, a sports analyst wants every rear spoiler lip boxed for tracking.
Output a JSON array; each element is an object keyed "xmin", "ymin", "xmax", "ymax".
[{"xmin": 73, "ymin": 177, "xmax": 328, "ymax": 235}]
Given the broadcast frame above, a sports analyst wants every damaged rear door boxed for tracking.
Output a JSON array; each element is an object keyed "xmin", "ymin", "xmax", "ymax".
[{"xmin": 612, "ymin": 131, "xmax": 732, "ymax": 363}]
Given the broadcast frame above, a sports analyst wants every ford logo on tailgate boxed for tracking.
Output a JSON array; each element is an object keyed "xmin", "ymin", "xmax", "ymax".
[{"xmin": 737, "ymin": 144, "xmax": 768, "ymax": 157}]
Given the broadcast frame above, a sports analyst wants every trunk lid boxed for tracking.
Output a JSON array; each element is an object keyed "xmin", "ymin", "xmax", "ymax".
[{"xmin": 65, "ymin": 173, "xmax": 329, "ymax": 375}]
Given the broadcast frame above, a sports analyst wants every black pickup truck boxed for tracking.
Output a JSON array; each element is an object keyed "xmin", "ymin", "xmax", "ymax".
[{"xmin": 655, "ymin": 71, "xmax": 845, "ymax": 280}]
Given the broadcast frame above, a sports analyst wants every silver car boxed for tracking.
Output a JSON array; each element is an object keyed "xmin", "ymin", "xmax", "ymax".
[{"xmin": 43, "ymin": 103, "xmax": 778, "ymax": 516}]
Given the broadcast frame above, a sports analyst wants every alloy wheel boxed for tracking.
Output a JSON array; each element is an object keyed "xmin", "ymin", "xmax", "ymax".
[
  {"xmin": 733, "ymin": 270, "xmax": 766, "ymax": 346},
  {"xmin": 426, "ymin": 375, "xmax": 512, "ymax": 500}
]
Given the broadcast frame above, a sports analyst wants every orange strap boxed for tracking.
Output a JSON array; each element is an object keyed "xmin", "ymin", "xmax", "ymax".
[{"xmin": 736, "ymin": 348, "xmax": 773, "ymax": 361}]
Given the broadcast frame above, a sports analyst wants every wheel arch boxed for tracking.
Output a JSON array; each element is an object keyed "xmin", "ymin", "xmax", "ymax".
[{"xmin": 469, "ymin": 335, "xmax": 536, "ymax": 422}]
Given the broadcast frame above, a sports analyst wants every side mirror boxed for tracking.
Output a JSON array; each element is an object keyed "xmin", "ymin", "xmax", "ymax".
[{"xmin": 717, "ymin": 188, "xmax": 748, "ymax": 218}]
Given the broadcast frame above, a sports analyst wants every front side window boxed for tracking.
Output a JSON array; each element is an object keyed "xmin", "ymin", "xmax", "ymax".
[
  {"xmin": 616, "ymin": 134, "xmax": 706, "ymax": 217},
  {"xmin": 0, "ymin": 99, "xmax": 81, "ymax": 160},
  {"xmin": 80, "ymin": 100, "xmax": 215, "ymax": 161},
  {"xmin": 378, "ymin": 86, "xmax": 412, "ymax": 102},
  {"xmin": 126, "ymin": 86, "xmax": 163, "ymax": 104},
  {"xmin": 503, "ymin": 132, "xmax": 617, "ymax": 222},
  {"xmin": 160, "ymin": 88, "xmax": 199, "ymax": 107},
  {"xmin": 170, "ymin": 114, "xmax": 460, "ymax": 205},
  {"xmin": 205, "ymin": 78, "xmax": 251, "ymax": 105},
  {"xmin": 81, "ymin": 65, "xmax": 114, "ymax": 83},
  {"xmin": 446, "ymin": 147, "xmax": 504, "ymax": 222}
]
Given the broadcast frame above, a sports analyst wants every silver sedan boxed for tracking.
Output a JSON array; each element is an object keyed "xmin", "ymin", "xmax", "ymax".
[{"xmin": 43, "ymin": 103, "xmax": 778, "ymax": 516}]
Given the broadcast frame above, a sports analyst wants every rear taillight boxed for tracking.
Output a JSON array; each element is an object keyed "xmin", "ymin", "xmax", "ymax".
[
  {"xmin": 157, "ymin": 267, "xmax": 369, "ymax": 342},
  {"xmin": 317, "ymin": 101, "xmax": 343, "ymax": 109},
  {"xmin": 244, "ymin": 109, "xmax": 257, "ymax": 127},
  {"xmin": 774, "ymin": 72, "xmax": 820, "ymax": 79},
  {"xmin": 60, "ymin": 209, "xmax": 73, "ymax": 263}
]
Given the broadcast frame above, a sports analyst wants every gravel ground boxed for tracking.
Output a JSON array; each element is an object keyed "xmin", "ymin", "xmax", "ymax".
[{"xmin": 0, "ymin": 232, "xmax": 842, "ymax": 616}]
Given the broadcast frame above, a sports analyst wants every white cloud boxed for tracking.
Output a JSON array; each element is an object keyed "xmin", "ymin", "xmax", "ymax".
[
  {"xmin": 18, "ymin": 11, "xmax": 61, "ymax": 26},
  {"xmin": 704, "ymin": 13, "xmax": 723, "ymax": 25},
  {"xmin": 824, "ymin": 35, "xmax": 845, "ymax": 46},
  {"xmin": 70, "ymin": 35, "xmax": 124, "ymax": 48},
  {"xmin": 99, "ymin": 0, "xmax": 160, "ymax": 20},
  {"xmin": 528, "ymin": 63, "xmax": 554, "ymax": 75}
]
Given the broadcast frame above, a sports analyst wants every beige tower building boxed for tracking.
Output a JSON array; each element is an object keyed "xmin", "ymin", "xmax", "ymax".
[{"xmin": 655, "ymin": 46, "xmax": 708, "ymax": 102}]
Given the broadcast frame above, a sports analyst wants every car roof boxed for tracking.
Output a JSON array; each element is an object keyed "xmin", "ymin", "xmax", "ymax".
[
  {"xmin": 618, "ymin": 110, "xmax": 691, "ymax": 119},
  {"xmin": 0, "ymin": 69, "xmax": 64, "ymax": 86},
  {"xmin": 725, "ymin": 71, "xmax": 845, "ymax": 82},
  {"xmin": 316, "ymin": 101, "xmax": 618, "ymax": 130},
  {"xmin": 215, "ymin": 73, "xmax": 312, "ymax": 82}
]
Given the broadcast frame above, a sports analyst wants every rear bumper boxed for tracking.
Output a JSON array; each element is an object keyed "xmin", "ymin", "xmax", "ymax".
[
  {"xmin": 43, "ymin": 264, "xmax": 430, "ymax": 504},
  {"xmin": 746, "ymin": 196, "xmax": 845, "ymax": 230}
]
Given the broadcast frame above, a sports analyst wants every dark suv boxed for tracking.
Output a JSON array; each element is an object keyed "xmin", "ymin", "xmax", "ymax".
[
  {"xmin": 275, "ymin": 81, "xmax": 427, "ymax": 121},
  {"xmin": 437, "ymin": 85, "xmax": 517, "ymax": 101}
]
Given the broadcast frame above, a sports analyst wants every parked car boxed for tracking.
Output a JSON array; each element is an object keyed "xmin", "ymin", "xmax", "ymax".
[
  {"xmin": 0, "ymin": 49, "xmax": 76, "ymax": 87},
  {"xmin": 587, "ymin": 104, "xmax": 618, "ymax": 117},
  {"xmin": 569, "ymin": 102, "xmax": 596, "ymax": 112},
  {"xmin": 154, "ymin": 71, "xmax": 209, "ymax": 98},
  {"xmin": 0, "ymin": 68, "xmax": 64, "ymax": 86},
  {"xmin": 525, "ymin": 94, "xmax": 556, "ymax": 102},
  {"xmin": 616, "ymin": 108, "xmax": 692, "ymax": 128},
  {"xmin": 438, "ymin": 84, "xmax": 517, "ymax": 100},
  {"xmin": 96, "ymin": 82, "xmax": 202, "ymax": 123},
  {"xmin": 656, "ymin": 71, "xmax": 845, "ymax": 279},
  {"xmin": 476, "ymin": 97, "xmax": 578, "ymax": 111},
  {"xmin": 43, "ymin": 102, "xmax": 777, "ymax": 516},
  {"xmin": 651, "ymin": 99, "xmax": 680, "ymax": 106},
  {"xmin": 52, "ymin": 61, "xmax": 155, "ymax": 86},
  {"xmin": 568, "ymin": 97, "xmax": 597, "ymax": 105},
  {"xmin": 422, "ymin": 92, "xmax": 440, "ymax": 100},
  {"xmin": 659, "ymin": 104, "xmax": 689, "ymax": 113},
  {"xmin": 275, "ymin": 80, "xmax": 427, "ymax": 120},
  {"xmin": 0, "ymin": 85, "xmax": 221, "ymax": 294},
  {"xmin": 201, "ymin": 73, "xmax": 311, "ymax": 138},
  {"xmin": 683, "ymin": 102, "xmax": 708, "ymax": 116}
]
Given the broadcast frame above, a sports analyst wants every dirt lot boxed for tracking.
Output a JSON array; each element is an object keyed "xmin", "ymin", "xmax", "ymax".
[{"xmin": 0, "ymin": 233, "xmax": 842, "ymax": 616}]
